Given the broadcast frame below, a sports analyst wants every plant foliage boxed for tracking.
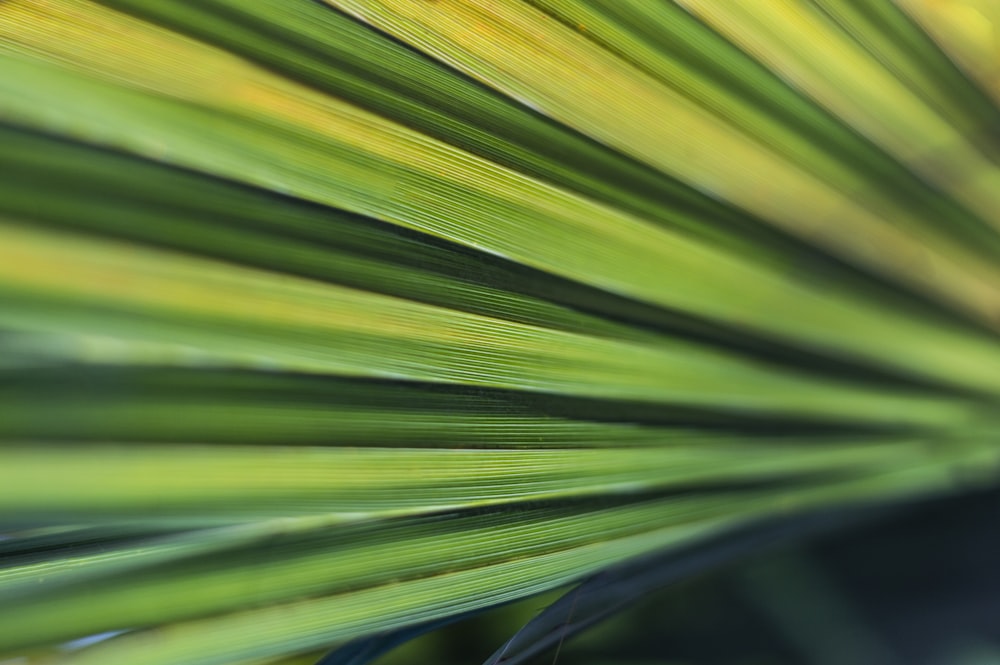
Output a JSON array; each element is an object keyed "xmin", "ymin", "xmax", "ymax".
[{"xmin": 0, "ymin": 1, "xmax": 999, "ymax": 663}]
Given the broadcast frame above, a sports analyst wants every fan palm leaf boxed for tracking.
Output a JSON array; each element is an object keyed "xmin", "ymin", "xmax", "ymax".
[{"xmin": 0, "ymin": 1, "xmax": 998, "ymax": 663}]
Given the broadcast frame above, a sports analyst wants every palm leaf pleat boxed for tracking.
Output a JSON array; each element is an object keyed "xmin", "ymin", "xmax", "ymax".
[{"xmin": 1, "ymin": 1, "xmax": 999, "ymax": 663}]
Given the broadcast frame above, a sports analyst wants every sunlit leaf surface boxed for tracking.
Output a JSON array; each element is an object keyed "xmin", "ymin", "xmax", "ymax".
[{"xmin": 0, "ymin": 2, "xmax": 998, "ymax": 664}]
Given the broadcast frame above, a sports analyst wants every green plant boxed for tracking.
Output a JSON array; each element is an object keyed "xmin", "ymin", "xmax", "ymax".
[{"xmin": 1, "ymin": 1, "xmax": 999, "ymax": 663}]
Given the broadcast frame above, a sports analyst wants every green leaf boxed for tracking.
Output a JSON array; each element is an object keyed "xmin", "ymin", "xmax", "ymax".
[{"xmin": 1, "ymin": 2, "xmax": 999, "ymax": 664}]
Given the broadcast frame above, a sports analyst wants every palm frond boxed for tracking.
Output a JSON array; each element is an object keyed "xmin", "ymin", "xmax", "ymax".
[{"xmin": 1, "ymin": 1, "xmax": 999, "ymax": 664}]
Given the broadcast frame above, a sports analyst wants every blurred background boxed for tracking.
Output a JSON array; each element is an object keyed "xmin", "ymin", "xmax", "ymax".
[{"xmin": 368, "ymin": 486, "xmax": 1000, "ymax": 665}]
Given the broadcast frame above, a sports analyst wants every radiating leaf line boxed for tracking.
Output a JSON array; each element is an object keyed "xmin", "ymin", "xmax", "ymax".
[
  {"xmin": 0, "ymin": 437, "xmax": 940, "ymax": 521},
  {"xmin": 18, "ymin": 456, "xmax": 994, "ymax": 665},
  {"xmin": 2, "ymin": 220, "xmax": 985, "ymax": 424},
  {"xmin": 328, "ymin": 0, "xmax": 1000, "ymax": 329},
  {"xmin": 5, "ymin": 3, "xmax": 1000, "ymax": 394}
]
